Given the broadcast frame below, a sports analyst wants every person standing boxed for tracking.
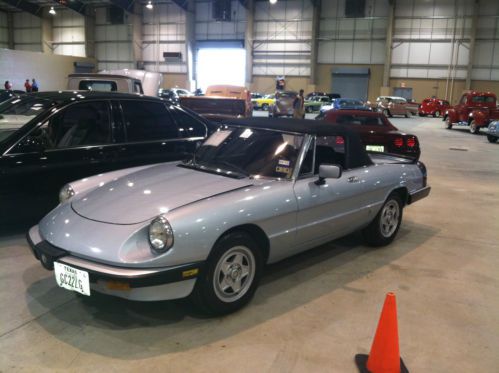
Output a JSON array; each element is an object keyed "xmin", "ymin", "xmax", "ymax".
[
  {"xmin": 24, "ymin": 79, "xmax": 32, "ymax": 92},
  {"xmin": 4, "ymin": 81, "xmax": 12, "ymax": 90},
  {"xmin": 31, "ymin": 78, "xmax": 39, "ymax": 92},
  {"xmin": 293, "ymin": 89, "xmax": 305, "ymax": 119}
]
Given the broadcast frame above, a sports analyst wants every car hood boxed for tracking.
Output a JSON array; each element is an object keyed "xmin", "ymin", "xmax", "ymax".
[{"xmin": 71, "ymin": 163, "xmax": 253, "ymax": 225}]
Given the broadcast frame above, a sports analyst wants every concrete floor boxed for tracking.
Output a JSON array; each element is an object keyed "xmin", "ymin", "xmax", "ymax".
[{"xmin": 1, "ymin": 114, "xmax": 498, "ymax": 372}]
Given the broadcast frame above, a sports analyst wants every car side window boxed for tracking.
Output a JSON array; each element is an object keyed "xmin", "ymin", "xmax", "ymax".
[
  {"xmin": 314, "ymin": 136, "xmax": 345, "ymax": 172},
  {"xmin": 169, "ymin": 107, "xmax": 207, "ymax": 138},
  {"xmin": 121, "ymin": 100, "xmax": 179, "ymax": 142},
  {"xmin": 11, "ymin": 101, "xmax": 111, "ymax": 153}
]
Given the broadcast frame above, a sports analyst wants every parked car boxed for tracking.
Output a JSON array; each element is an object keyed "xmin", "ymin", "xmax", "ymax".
[
  {"xmin": 315, "ymin": 98, "xmax": 371, "ymax": 119},
  {"xmin": 418, "ymin": 98, "xmax": 450, "ymax": 117},
  {"xmin": 304, "ymin": 96, "xmax": 332, "ymax": 113},
  {"xmin": 376, "ymin": 96, "xmax": 411, "ymax": 117},
  {"xmin": 158, "ymin": 88, "xmax": 193, "ymax": 104},
  {"xmin": 180, "ymin": 85, "xmax": 252, "ymax": 121},
  {"xmin": 252, "ymin": 94, "xmax": 275, "ymax": 111},
  {"xmin": 320, "ymin": 109, "xmax": 421, "ymax": 159},
  {"xmin": 0, "ymin": 91, "xmax": 212, "ymax": 225},
  {"xmin": 306, "ymin": 92, "xmax": 341, "ymax": 100},
  {"xmin": 444, "ymin": 91, "xmax": 499, "ymax": 134},
  {"xmin": 0, "ymin": 89, "xmax": 24, "ymax": 103},
  {"xmin": 487, "ymin": 121, "xmax": 499, "ymax": 143},
  {"xmin": 269, "ymin": 91, "xmax": 298, "ymax": 118},
  {"xmin": 27, "ymin": 117, "xmax": 430, "ymax": 315}
]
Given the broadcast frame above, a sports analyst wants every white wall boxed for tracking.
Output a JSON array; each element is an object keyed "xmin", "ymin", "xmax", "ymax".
[{"xmin": 52, "ymin": 8, "xmax": 85, "ymax": 57}]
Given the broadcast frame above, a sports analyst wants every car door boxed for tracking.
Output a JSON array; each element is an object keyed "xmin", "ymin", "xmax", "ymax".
[
  {"xmin": 1, "ymin": 100, "xmax": 118, "ymax": 223},
  {"xmin": 111, "ymin": 99, "xmax": 200, "ymax": 170},
  {"xmin": 292, "ymin": 136, "xmax": 373, "ymax": 250},
  {"xmin": 456, "ymin": 94, "xmax": 468, "ymax": 122}
]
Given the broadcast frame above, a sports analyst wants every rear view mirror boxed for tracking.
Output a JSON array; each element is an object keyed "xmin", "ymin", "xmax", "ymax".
[{"xmin": 315, "ymin": 164, "xmax": 342, "ymax": 185}]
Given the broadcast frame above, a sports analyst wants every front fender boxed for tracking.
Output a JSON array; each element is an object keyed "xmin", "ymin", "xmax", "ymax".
[
  {"xmin": 470, "ymin": 110, "xmax": 488, "ymax": 126},
  {"xmin": 447, "ymin": 109, "xmax": 458, "ymax": 123}
]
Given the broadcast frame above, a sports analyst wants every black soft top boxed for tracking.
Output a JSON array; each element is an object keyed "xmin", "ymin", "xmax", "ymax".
[
  {"xmin": 224, "ymin": 118, "xmax": 373, "ymax": 169},
  {"xmin": 22, "ymin": 91, "xmax": 163, "ymax": 103}
]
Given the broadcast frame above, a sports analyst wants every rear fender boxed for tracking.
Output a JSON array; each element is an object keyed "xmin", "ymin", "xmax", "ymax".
[{"xmin": 470, "ymin": 110, "xmax": 487, "ymax": 126}]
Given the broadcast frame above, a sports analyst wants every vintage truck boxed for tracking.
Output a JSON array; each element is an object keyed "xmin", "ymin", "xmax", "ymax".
[{"xmin": 444, "ymin": 91, "xmax": 499, "ymax": 134}]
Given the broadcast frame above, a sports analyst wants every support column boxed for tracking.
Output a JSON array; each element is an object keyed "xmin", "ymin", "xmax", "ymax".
[
  {"xmin": 381, "ymin": 0, "xmax": 395, "ymax": 96},
  {"xmin": 310, "ymin": 0, "xmax": 321, "ymax": 88},
  {"xmin": 185, "ymin": 0, "xmax": 196, "ymax": 91},
  {"xmin": 7, "ymin": 12, "xmax": 14, "ymax": 49},
  {"xmin": 465, "ymin": 0, "xmax": 479, "ymax": 90},
  {"xmin": 131, "ymin": 2, "xmax": 143, "ymax": 69},
  {"xmin": 41, "ymin": 10, "xmax": 53, "ymax": 54},
  {"xmin": 84, "ymin": 6, "xmax": 95, "ymax": 59},
  {"xmin": 245, "ymin": 0, "xmax": 254, "ymax": 88}
]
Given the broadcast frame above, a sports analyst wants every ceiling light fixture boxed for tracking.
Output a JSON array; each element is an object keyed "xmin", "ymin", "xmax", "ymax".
[
  {"xmin": 146, "ymin": 1, "xmax": 153, "ymax": 9},
  {"xmin": 269, "ymin": 0, "xmax": 277, "ymax": 4},
  {"xmin": 49, "ymin": 6, "xmax": 56, "ymax": 15}
]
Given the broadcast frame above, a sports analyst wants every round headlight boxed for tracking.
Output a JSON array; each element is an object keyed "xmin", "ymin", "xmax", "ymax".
[
  {"xmin": 148, "ymin": 215, "xmax": 174, "ymax": 253},
  {"xmin": 59, "ymin": 184, "xmax": 75, "ymax": 203}
]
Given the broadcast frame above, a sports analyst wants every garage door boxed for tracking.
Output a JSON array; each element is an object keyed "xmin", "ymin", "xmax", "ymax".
[{"xmin": 331, "ymin": 67, "xmax": 370, "ymax": 101}]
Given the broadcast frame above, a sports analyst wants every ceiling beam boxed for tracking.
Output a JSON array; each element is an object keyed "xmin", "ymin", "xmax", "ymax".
[
  {"xmin": 0, "ymin": 0, "xmax": 42, "ymax": 17},
  {"xmin": 53, "ymin": 0, "xmax": 86, "ymax": 16},
  {"xmin": 109, "ymin": 0, "xmax": 134, "ymax": 13}
]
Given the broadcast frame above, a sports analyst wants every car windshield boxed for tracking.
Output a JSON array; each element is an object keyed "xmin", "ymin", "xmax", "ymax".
[
  {"xmin": 183, "ymin": 127, "xmax": 304, "ymax": 179},
  {"xmin": 0, "ymin": 97, "xmax": 53, "ymax": 143}
]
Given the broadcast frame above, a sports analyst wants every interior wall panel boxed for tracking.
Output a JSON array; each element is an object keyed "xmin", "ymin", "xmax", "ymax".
[
  {"xmin": 13, "ymin": 12, "xmax": 41, "ymax": 52},
  {"xmin": 0, "ymin": 12, "xmax": 8, "ymax": 48},
  {"xmin": 52, "ymin": 9, "xmax": 85, "ymax": 57}
]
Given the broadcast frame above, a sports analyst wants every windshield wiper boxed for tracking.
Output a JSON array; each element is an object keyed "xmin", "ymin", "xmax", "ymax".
[
  {"xmin": 177, "ymin": 161, "xmax": 247, "ymax": 179},
  {"xmin": 212, "ymin": 160, "xmax": 250, "ymax": 178}
]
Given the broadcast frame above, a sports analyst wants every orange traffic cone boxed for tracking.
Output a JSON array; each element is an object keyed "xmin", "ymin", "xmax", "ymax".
[{"xmin": 355, "ymin": 292, "xmax": 409, "ymax": 373}]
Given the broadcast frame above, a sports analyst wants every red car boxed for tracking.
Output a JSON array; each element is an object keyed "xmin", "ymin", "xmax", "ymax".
[
  {"xmin": 418, "ymin": 98, "xmax": 450, "ymax": 117},
  {"xmin": 321, "ymin": 109, "xmax": 420, "ymax": 159}
]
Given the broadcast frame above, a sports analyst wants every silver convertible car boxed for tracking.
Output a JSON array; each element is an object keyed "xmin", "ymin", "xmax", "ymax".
[{"xmin": 27, "ymin": 118, "xmax": 430, "ymax": 314}]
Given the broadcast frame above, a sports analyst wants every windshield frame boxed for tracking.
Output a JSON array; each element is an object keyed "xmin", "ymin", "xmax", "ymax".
[{"xmin": 184, "ymin": 125, "xmax": 309, "ymax": 181}]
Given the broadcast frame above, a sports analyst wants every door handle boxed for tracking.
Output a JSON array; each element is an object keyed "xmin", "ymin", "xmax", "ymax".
[{"xmin": 348, "ymin": 176, "xmax": 359, "ymax": 183}]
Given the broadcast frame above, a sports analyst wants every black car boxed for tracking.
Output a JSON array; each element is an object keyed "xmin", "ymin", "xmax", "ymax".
[
  {"xmin": 0, "ymin": 89, "xmax": 24, "ymax": 103},
  {"xmin": 0, "ymin": 91, "xmax": 213, "ymax": 225}
]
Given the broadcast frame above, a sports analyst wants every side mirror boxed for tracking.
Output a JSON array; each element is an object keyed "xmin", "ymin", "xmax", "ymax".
[{"xmin": 315, "ymin": 164, "xmax": 342, "ymax": 185}]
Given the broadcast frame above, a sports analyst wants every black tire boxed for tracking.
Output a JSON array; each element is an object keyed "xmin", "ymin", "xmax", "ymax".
[
  {"xmin": 383, "ymin": 109, "xmax": 391, "ymax": 117},
  {"xmin": 404, "ymin": 112, "xmax": 409, "ymax": 118},
  {"xmin": 469, "ymin": 120, "xmax": 480, "ymax": 134},
  {"xmin": 418, "ymin": 113, "xmax": 424, "ymax": 117},
  {"xmin": 487, "ymin": 135, "xmax": 498, "ymax": 143},
  {"xmin": 434, "ymin": 110, "xmax": 440, "ymax": 118},
  {"xmin": 305, "ymin": 106, "xmax": 312, "ymax": 113},
  {"xmin": 445, "ymin": 117, "xmax": 453, "ymax": 129},
  {"xmin": 190, "ymin": 231, "xmax": 263, "ymax": 315},
  {"xmin": 262, "ymin": 103, "xmax": 269, "ymax": 111},
  {"xmin": 363, "ymin": 194, "xmax": 403, "ymax": 247}
]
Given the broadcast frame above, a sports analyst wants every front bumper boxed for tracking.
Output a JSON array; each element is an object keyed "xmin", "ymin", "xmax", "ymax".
[{"xmin": 27, "ymin": 226, "xmax": 203, "ymax": 301}]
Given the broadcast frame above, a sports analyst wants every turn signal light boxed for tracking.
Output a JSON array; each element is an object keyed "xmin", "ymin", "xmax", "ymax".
[
  {"xmin": 393, "ymin": 137, "xmax": 404, "ymax": 147},
  {"xmin": 336, "ymin": 136, "xmax": 345, "ymax": 144}
]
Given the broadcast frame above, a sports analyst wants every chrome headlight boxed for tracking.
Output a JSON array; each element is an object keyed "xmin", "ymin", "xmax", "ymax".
[
  {"xmin": 59, "ymin": 184, "xmax": 75, "ymax": 203},
  {"xmin": 148, "ymin": 215, "xmax": 174, "ymax": 253}
]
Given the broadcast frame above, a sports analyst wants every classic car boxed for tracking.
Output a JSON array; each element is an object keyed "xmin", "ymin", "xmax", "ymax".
[
  {"xmin": 405, "ymin": 99, "xmax": 420, "ymax": 115},
  {"xmin": 418, "ymin": 98, "xmax": 450, "ymax": 117},
  {"xmin": 304, "ymin": 96, "xmax": 332, "ymax": 113},
  {"xmin": 158, "ymin": 88, "xmax": 193, "ymax": 104},
  {"xmin": 315, "ymin": 98, "xmax": 370, "ymax": 119},
  {"xmin": 0, "ymin": 91, "xmax": 212, "ymax": 225},
  {"xmin": 252, "ymin": 94, "xmax": 275, "ymax": 111},
  {"xmin": 320, "ymin": 109, "xmax": 421, "ymax": 159},
  {"xmin": 376, "ymin": 96, "xmax": 411, "ymax": 118},
  {"xmin": 487, "ymin": 121, "xmax": 499, "ymax": 143},
  {"xmin": 27, "ymin": 118, "xmax": 430, "ymax": 315},
  {"xmin": 180, "ymin": 85, "xmax": 252, "ymax": 120},
  {"xmin": 269, "ymin": 91, "xmax": 298, "ymax": 118},
  {"xmin": 444, "ymin": 91, "xmax": 499, "ymax": 134},
  {"xmin": 306, "ymin": 92, "xmax": 341, "ymax": 100}
]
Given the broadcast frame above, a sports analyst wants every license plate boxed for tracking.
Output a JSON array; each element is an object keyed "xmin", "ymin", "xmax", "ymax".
[
  {"xmin": 54, "ymin": 262, "xmax": 91, "ymax": 296},
  {"xmin": 366, "ymin": 145, "xmax": 385, "ymax": 152}
]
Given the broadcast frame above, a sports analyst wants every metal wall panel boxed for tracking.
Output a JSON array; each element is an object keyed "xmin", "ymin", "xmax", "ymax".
[
  {"xmin": 472, "ymin": 2, "xmax": 499, "ymax": 81},
  {"xmin": 195, "ymin": 0, "xmax": 246, "ymax": 40},
  {"xmin": 0, "ymin": 12, "xmax": 8, "ymax": 49},
  {"xmin": 142, "ymin": 2, "xmax": 187, "ymax": 74},
  {"xmin": 52, "ymin": 9, "xmax": 85, "ymax": 57},
  {"xmin": 13, "ymin": 12, "xmax": 41, "ymax": 52}
]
